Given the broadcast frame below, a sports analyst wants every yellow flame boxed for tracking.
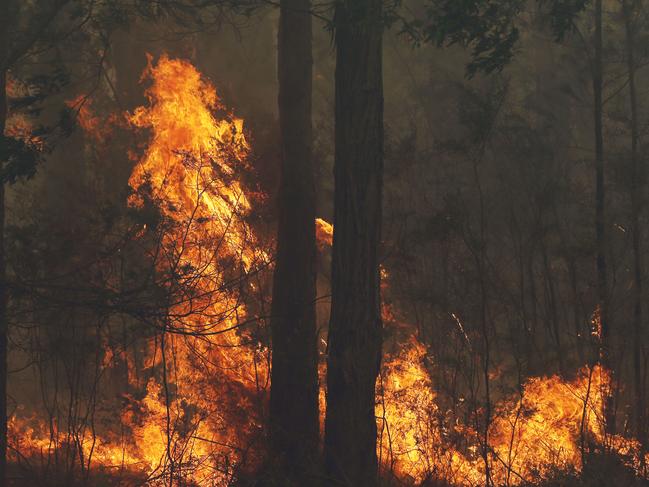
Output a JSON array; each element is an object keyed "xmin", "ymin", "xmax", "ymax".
[
  {"xmin": 9, "ymin": 59, "xmax": 649, "ymax": 487},
  {"xmin": 11, "ymin": 55, "xmax": 268, "ymax": 485}
]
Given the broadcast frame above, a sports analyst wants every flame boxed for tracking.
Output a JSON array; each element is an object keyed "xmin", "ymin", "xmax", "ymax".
[
  {"xmin": 316, "ymin": 219, "xmax": 648, "ymax": 485},
  {"xmin": 121, "ymin": 54, "xmax": 269, "ymax": 484},
  {"xmin": 315, "ymin": 217, "xmax": 333, "ymax": 248},
  {"xmin": 66, "ymin": 95, "xmax": 119, "ymax": 144},
  {"xmin": 8, "ymin": 58, "xmax": 649, "ymax": 487},
  {"xmin": 10, "ymin": 55, "xmax": 269, "ymax": 485},
  {"xmin": 379, "ymin": 342, "xmax": 647, "ymax": 485}
]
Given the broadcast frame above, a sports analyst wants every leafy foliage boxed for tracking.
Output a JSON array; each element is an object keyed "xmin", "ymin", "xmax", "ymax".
[
  {"xmin": 539, "ymin": 0, "xmax": 590, "ymax": 40},
  {"xmin": 1, "ymin": 69, "xmax": 70, "ymax": 185},
  {"xmin": 404, "ymin": 0, "xmax": 590, "ymax": 76},
  {"xmin": 0, "ymin": 135, "xmax": 40, "ymax": 184},
  {"xmin": 418, "ymin": 0, "xmax": 526, "ymax": 77}
]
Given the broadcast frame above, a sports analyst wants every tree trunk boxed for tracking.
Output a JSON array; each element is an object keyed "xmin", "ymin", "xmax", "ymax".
[
  {"xmin": 593, "ymin": 0, "xmax": 614, "ymax": 433},
  {"xmin": 0, "ymin": 0, "xmax": 8, "ymax": 479},
  {"xmin": 269, "ymin": 0, "xmax": 319, "ymax": 480},
  {"xmin": 324, "ymin": 1, "xmax": 384, "ymax": 485},
  {"xmin": 622, "ymin": 0, "xmax": 644, "ymax": 447}
]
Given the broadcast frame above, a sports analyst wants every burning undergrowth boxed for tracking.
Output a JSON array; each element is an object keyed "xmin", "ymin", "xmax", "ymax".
[
  {"xmin": 6, "ymin": 56, "xmax": 649, "ymax": 487},
  {"xmin": 9, "ymin": 55, "xmax": 271, "ymax": 486}
]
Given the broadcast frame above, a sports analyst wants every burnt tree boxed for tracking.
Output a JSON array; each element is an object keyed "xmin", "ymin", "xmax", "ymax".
[
  {"xmin": 269, "ymin": 0, "xmax": 319, "ymax": 480},
  {"xmin": 324, "ymin": 0, "xmax": 384, "ymax": 485}
]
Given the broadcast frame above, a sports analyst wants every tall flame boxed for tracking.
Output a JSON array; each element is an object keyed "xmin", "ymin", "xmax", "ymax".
[
  {"xmin": 10, "ymin": 55, "xmax": 269, "ymax": 486},
  {"xmin": 124, "ymin": 54, "xmax": 268, "ymax": 484},
  {"xmin": 8, "ymin": 56, "xmax": 649, "ymax": 487}
]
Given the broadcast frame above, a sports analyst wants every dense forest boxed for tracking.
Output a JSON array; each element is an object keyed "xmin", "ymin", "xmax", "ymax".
[{"xmin": 2, "ymin": 0, "xmax": 649, "ymax": 486}]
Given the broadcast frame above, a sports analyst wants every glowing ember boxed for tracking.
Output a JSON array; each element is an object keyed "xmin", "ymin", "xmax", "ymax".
[
  {"xmin": 66, "ymin": 94, "xmax": 118, "ymax": 145},
  {"xmin": 5, "ymin": 76, "xmax": 43, "ymax": 151}
]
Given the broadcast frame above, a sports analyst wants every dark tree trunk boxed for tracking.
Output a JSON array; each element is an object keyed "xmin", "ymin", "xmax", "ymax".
[
  {"xmin": 594, "ymin": 0, "xmax": 606, "ymax": 349},
  {"xmin": 324, "ymin": 1, "xmax": 384, "ymax": 485},
  {"xmin": 593, "ymin": 0, "xmax": 614, "ymax": 433},
  {"xmin": 269, "ymin": 0, "xmax": 319, "ymax": 480},
  {"xmin": 622, "ymin": 0, "xmax": 645, "ymax": 447},
  {"xmin": 0, "ymin": 0, "xmax": 7, "ymax": 479}
]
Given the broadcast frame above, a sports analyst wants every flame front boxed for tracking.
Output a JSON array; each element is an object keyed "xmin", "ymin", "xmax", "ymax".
[
  {"xmin": 8, "ymin": 56, "xmax": 649, "ymax": 487},
  {"xmin": 10, "ymin": 55, "xmax": 269, "ymax": 486},
  {"xmin": 123, "ymin": 55, "xmax": 269, "ymax": 484},
  {"xmin": 379, "ymin": 340, "xmax": 647, "ymax": 485}
]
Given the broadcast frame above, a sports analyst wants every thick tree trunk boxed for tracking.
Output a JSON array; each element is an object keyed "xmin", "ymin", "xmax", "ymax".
[
  {"xmin": 622, "ymin": 0, "xmax": 644, "ymax": 447},
  {"xmin": 0, "ymin": 0, "xmax": 8, "ymax": 480},
  {"xmin": 324, "ymin": 1, "xmax": 384, "ymax": 485},
  {"xmin": 269, "ymin": 0, "xmax": 319, "ymax": 480}
]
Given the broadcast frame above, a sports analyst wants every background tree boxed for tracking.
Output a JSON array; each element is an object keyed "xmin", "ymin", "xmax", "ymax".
[
  {"xmin": 0, "ymin": 1, "xmax": 9, "ymax": 478},
  {"xmin": 0, "ymin": 1, "xmax": 80, "ymax": 479},
  {"xmin": 620, "ymin": 0, "xmax": 647, "ymax": 450},
  {"xmin": 592, "ymin": 0, "xmax": 614, "ymax": 434}
]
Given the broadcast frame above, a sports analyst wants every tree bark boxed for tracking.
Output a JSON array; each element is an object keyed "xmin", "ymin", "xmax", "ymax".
[
  {"xmin": 593, "ymin": 0, "xmax": 614, "ymax": 433},
  {"xmin": 622, "ymin": 0, "xmax": 644, "ymax": 447},
  {"xmin": 269, "ymin": 0, "xmax": 319, "ymax": 480},
  {"xmin": 324, "ymin": 1, "xmax": 384, "ymax": 485}
]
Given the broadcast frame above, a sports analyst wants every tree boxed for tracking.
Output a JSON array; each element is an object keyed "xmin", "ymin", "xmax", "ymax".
[
  {"xmin": 591, "ymin": 0, "xmax": 614, "ymax": 433},
  {"xmin": 0, "ymin": 1, "xmax": 100, "ymax": 479},
  {"xmin": 1, "ymin": 1, "xmax": 65, "ymax": 478},
  {"xmin": 0, "ymin": 2, "xmax": 8, "ymax": 480},
  {"xmin": 324, "ymin": 0, "xmax": 384, "ymax": 485},
  {"xmin": 269, "ymin": 0, "xmax": 319, "ymax": 481},
  {"xmin": 622, "ymin": 0, "xmax": 644, "ymax": 447}
]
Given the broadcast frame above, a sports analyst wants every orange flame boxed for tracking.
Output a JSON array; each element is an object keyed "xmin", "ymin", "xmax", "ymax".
[
  {"xmin": 315, "ymin": 217, "xmax": 333, "ymax": 248},
  {"xmin": 10, "ymin": 55, "xmax": 269, "ymax": 486},
  {"xmin": 9, "ymin": 58, "xmax": 649, "ymax": 487},
  {"xmin": 123, "ymin": 54, "xmax": 269, "ymax": 484}
]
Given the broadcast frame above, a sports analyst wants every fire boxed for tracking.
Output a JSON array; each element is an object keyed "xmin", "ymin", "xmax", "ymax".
[
  {"xmin": 317, "ymin": 219, "xmax": 648, "ymax": 485},
  {"xmin": 315, "ymin": 217, "xmax": 333, "ymax": 248},
  {"xmin": 8, "ymin": 56, "xmax": 649, "ymax": 487},
  {"xmin": 122, "ymin": 54, "xmax": 269, "ymax": 484},
  {"xmin": 9, "ymin": 55, "xmax": 269, "ymax": 485},
  {"xmin": 66, "ymin": 95, "xmax": 118, "ymax": 145},
  {"xmin": 379, "ymin": 345, "xmax": 647, "ymax": 485}
]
